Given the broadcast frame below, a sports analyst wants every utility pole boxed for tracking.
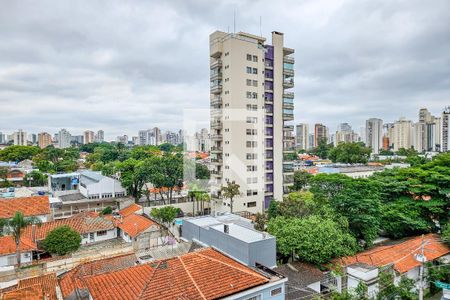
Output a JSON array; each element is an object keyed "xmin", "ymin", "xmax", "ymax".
[{"xmin": 417, "ymin": 235, "xmax": 427, "ymax": 300}]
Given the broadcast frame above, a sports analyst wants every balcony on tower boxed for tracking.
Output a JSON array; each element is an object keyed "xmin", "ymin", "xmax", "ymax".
[
  {"xmin": 283, "ymin": 108, "xmax": 294, "ymax": 121},
  {"xmin": 283, "ymin": 77, "xmax": 294, "ymax": 89},
  {"xmin": 210, "ymin": 80, "xmax": 222, "ymax": 94}
]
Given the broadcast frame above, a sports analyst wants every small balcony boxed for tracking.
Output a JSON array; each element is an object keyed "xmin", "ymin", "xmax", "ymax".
[
  {"xmin": 283, "ymin": 165, "xmax": 294, "ymax": 174},
  {"xmin": 211, "ymin": 120, "xmax": 222, "ymax": 129},
  {"xmin": 283, "ymin": 98, "xmax": 294, "ymax": 110},
  {"xmin": 283, "ymin": 110, "xmax": 294, "ymax": 121},
  {"xmin": 283, "ymin": 125, "xmax": 294, "ymax": 131},
  {"xmin": 210, "ymin": 146, "xmax": 223, "ymax": 153},
  {"xmin": 283, "ymin": 68, "xmax": 294, "ymax": 77},
  {"xmin": 211, "ymin": 169, "xmax": 223, "ymax": 177},
  {"xmin": 284, "ymin": 56, "xmax": 295, "ymax": 64},
  {"xmin": 211, "ymin": 134, "xmax": 223, "ymax": 141},
  {"xmin": 210, "ymin": 158, "xmax": 222, "ymax": 165},
  {"xmin": 283, "ymin": 92, "xmax": 294, "ymax": 99},
  {"xmin": 210, "ymin": 71, "xmax": 222, "ymax": 81},
  {"xmin": 210, "ymin": 84, "xmax": 222, "ymax": 94},
  {"xmin": 211, "ymin": 96, "xmax": 222, "ymax": 107},
  {"xmin": 211, "ymin": 108, "xmax": 222, "ymax": 117},
  {"xmin": 283, "ymin": 78, "xmax": 294, "ymax": 89},
  {"xmin": 210, "ymin": 59, "xmax": 222, "ymax": 69}
]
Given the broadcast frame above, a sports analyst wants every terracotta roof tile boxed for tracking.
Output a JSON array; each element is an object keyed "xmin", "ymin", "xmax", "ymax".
[
  {"xmin": 59, "ymin": 253, "xmax": 137, "ymax": 298},
  {"xmin": 18, "ymin": 273, "xmax": 58, "ymax": 300},
  {"xmin": 22, "ymin": 212, "xmax": 115, "ymax": 242},
  {"xmin": 0, "ymin": 196, "xmax": 50, "ymax": 219},
  {"xmin": 119, "ymin": 204, "xmax": 142, "ymax": 217},
  {"xmin": 84, "ymin": 248, "xmax": 270, "ymax": 300},
  {"xmin": 2, "ymin": 284, "xmax": 43, "ymax": 300},
  {"xmin": 337, "ymin": 234, "xmax": 450, "ymax": 273},
  {"xmin": 117, "ymin": 214, "xmax": 159, "ymax": 238},
  {"xmin": 0, "ymin": 236, "xmax": 37, "ymax": 256}
]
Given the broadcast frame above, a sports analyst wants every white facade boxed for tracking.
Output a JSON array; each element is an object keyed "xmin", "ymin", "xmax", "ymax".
[
  {"xmin": 0, "ymin": 252, "xmax": 33, "ymax": 268},
  {"xmin": 296, "ymin": 123, "xmax": 309, "ymax": 150},
  {"xmin": 84, "ymin": 130, "xmax": 95, "ymax": 144},
  {"xmin": 442, "ymin": 107, "xmax": 450, "ymax": 152},
  {"xmin": 57, "ymin": 129, "xmax": 72, "ymax": 149},
  {"xmin": 365, "ymin": 118, "xmax": 383, "ymax": 154},
  {"xmin": 209, "ymin": 31, "xmax": 295, "ymax": 214},
  {"xmin": 13, "ymin": 129, "xmax": 27, "ymax": 146},
  {"xmin": 79, "ymin": 171, "xmax": 126, "ymax": 199},
  {"xmin": 392, "ymin": 118, "xmax": 413, "ymax": 152},
  {"xmin": 80, "ymin": 228, "xmax": 117, "ymax": 245},
  {"xmin": 95, "ymin": 130, "xmax": 104, "ymax": 143}
]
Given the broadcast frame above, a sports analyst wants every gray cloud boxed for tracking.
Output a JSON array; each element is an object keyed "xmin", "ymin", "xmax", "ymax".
[{"xmin": 0, "ymin": 0, "xmax": 449, "ymax": 139}]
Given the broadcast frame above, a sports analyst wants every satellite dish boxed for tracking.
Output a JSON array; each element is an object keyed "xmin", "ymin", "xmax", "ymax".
[{"xmin": 414, "ymin": 254, "xmax": 427, "ymax": 263}]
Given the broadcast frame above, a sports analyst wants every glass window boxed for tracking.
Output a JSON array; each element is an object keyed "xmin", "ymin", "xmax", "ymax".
[
  {"xmin": 247, "ymin": 54, "xmax": 252, "ymax": 61},
  {"xmin": 246, "ymin": 67, "xmax": 252, "ymax": 74},
  {"xmin": 271, "ymin": 288, "xmax": 282, "ymax": 296},
  {"xmin": 252, "ymin": 55, "xmax": 258, "ymax": 62},
  {"xmin": 252, "ymin": 68, "xmax": 258, "ymax": 74}
]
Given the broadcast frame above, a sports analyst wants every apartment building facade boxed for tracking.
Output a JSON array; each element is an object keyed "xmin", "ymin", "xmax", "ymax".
[
  {"xmin": 314, "ymin": 123, "xmax": 328, "ymax": 147},
  {"xmin": 296, "ymin": 123, "xmax": 309, "ymax": 150},
  {"xmin": 38, "ymin": 132, "xmax": 52, "ymax": 149},
  {"xmin": 365, "ymin": 118, "xmax": 383, "ymax": 154},
  {"xmin": 13, "ymin": 129, "xmax": 27, "ymax": 146},
  {"xmin": 209, "ymin": 31, "xmax": 295, "ymax": 214}
]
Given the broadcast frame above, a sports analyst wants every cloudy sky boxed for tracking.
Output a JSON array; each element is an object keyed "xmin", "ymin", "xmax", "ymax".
[{"xmin": 1, "ymin": 0, "xmax": 449, "ymax": 139}]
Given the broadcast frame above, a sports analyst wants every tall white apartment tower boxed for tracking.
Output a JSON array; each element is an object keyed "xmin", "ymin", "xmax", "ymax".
[
  {"xmin": 13, "ymin": 129, "xmax": 27, "ymax": 146},
  {"xmin": 442, "ymin": 107, "xmax": 450, "ymax": 152},
  {"xmin": 209, "ymin": 31, "xmax": 295, "ymax": 213},
  {"xmin": 296, "ymin": 123, "xmax": 309, "ymax": 150},
  {"xmin": 365, "ymin": 118, "xmax": 383, "ymax": 154}
]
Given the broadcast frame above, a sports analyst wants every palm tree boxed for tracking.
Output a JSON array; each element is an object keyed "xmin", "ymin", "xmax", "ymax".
[
  {"xmin": 5, "ymin": 212, "xmax": 41, "ymax": 267},
  {"xmin": 220, "ymin": 181, "xmax": 241, "ymax": 213}
]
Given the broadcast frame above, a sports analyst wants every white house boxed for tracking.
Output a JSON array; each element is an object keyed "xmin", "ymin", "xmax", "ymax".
[
  {"xmin": 79, "ymin": 171, "xmax": 126, "ymax": 199},
  {"xmin": 116, "ymin": 213, "xmax": 163, "ymax": 250},
  {"xmin": 0, "ymin": 236, "xmax": 36, "ymax": 269}
]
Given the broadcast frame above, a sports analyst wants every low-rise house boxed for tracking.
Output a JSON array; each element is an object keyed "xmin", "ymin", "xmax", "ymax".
[
  {"xmin": 181, "ymin": 213, "xmax": 277, "ymax": 268},
  {"xmin": 0, "ymin": 236, "xmax": 36, "ymax": 268},
  {"xmin": 59, "ymin": 253, "xmax": 138, "ymax": 300},
  {"xmin": 81, "ymin": 248, "xmax": 287, "ymax": 300},
  {"xmin": 22, "ymin": 212, "xmax": 117, "ymax": 246},
  {"xmin": 117, "ymin": 213, "xmax": 162, "ymax": 250},
  {"xmin": 0, "ymin": 196, "xmax": 51, "ymax": 222},
  {"xmin": 118, "ymin": 203, "xmax": 142, "ymax": 217},
  {"xmin": 274, "ymin": 262, "xmax": 325, "ymax": 300},
  {"xmin": 79, "ymin": 170, "xmax": 126, "ymax": 199},
  {"xmin": 333, "ymin": 234, "xmax": 450, "ymax": 296},
  {"xmin": 1, "ymin": 273, "xmax": 59, "ymax": 300}
]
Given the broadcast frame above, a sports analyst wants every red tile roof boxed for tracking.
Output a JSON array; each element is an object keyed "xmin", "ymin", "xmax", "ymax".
[
  {"xmin": 22, "ymin": 212, "xmax": 115, "ymax": 242},
  {"xmin": 59, "ymin": 253, "xmax": 137, "ymax": 298},
  {"xmin": 84, "ymin": 248, "xmax": 270, "ymax": 300},
  {"xmin": 18, "ymin": 273, "xmax": 58, "ymax": 300},
  {"xmin": 119, "ymin": 203, "xmax": 142, "ymax": 217},
  {"xmin": 2, "ymin": 273, "xmax": 58, "ymax": 300},
  {"xmin": 0, "ymin": 236, "xmax": 37, "ymax": 256},
  {"xmin": 337, "ymin": 234, "xmax": 450, "ymax": 274},
  {"xmin": 0, "ymin": 196, "xmax": 50, "ymax": 219},
  {"xmin": 2, "ymin": 284, "xmax": 43, "ymax": 300},
  {"xmin": 117, "ymin": 214, "xmax": 159, "ymax": 238}
]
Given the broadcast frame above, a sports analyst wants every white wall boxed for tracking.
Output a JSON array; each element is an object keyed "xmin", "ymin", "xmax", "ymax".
[
  {"xmin": 0, "ymin": 252, "xmax": 33, "ymax": 267},
  {"xmin": 80, "ymin": 229, "xmax": 117, "ymax": 245}
]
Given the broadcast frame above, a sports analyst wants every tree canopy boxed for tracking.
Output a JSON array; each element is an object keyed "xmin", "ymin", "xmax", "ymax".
[
  {"xmin": 42, "ymin": 225, "xmax": 81, "ymax": 255},
  {"xmin": 328, "ymin": 142, "xmax": 371, "ymax": 164}
]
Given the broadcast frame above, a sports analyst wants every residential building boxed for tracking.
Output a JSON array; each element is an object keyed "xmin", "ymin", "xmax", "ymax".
[
  {"xmin": 138, "ymin": 127, "xmax": 162, "ymax": 146},
  {"xmin": 182, "ymin": 213, "xmax": 277, "ymax": 268},
  {"xmin": 95, "ymin": 130, "xmax": 105, "ymax": 143},
  {"xmin": 391, "ymin": 118, "xmax": 413, "ymax": 152},
  {"xmin": 413, "ymin": 122, "xmax": 426, "ymax": 152},
  {"xmin": 0, "ymin": 236, "xmax": 36, "ymax": 268},
  {"xmin": 84, "ymin": 130, "xmax": 95, "ymax": 144},
  {"xmin": 419, "ymin": 108, "xmax": 433, "ymax": 123},
  {"xmin": 335, "ymin": 124, "xmax": 358, "ymax": 146},
  {"xmin": 334, "ymin": 234, "xmax": 450, "ymax": 297},
  {"xmin": 37, "ymin": 132, "xmax": 52, "ymax": 149},
  {"xmin": 71, "ymin": 134, "xmax": 84, "ymax": 146},
  {"xmin": 209, "ymin": 30, "xmax": 295, "ymax": 213},
  {"xmin": 75, "ymin": 248, "xmax": 287, "ymax": 300},
  {"xmin": 383, "ymin": 123, "xmax": 395, "ymax": 150},
  {"xmin": 131, "ymin": 136, "xmax": 139, "ymax": 145},
  {"xmin": 308, "ymin": 133, "xmax": 315, "ymax": 150},
  {"xmin": 441, "ymin": 106, "xmax": 450, "ymax": 152},
  {"xmin": 12, "ymin": 129, "xmax": 27, "ymax": 146},
  {"xmin": 0, "ymin": 132, "xmax": 5, "ymax": 144},
  {"xmin": 57, "ymin": 128, "xmax": 72, "ymax": 148},
  {"xmin": 296, "ymin": 123, "xmax": 309, "ymax": 150},
  {"xmin": 314, "ymin": 123, "xmax": 327, "ymax": 147},
  {"xmin": 365, "ymin": 118, "xmax": 383, "ymax": 154},
  {"xmin": 78, "ymin": 170, "xmax": 126, "ymax": 199},
  {"xmin": 0, "ymin": 196, "xmax": 51, "ymax": 222},
  {"xmin": 1, "ymin": 273, "xmax": 59, "ymax": 299},
  {"xmin": 22, "ymin": 212, "xmax": 117, "ymax": 245},
  {"xmin": 117, "ymin": 213, "xmax": 163, "ymax": 250},
  {"xmin": 28, "ymin": 133, "xmax": 37, "ymax": 145}
]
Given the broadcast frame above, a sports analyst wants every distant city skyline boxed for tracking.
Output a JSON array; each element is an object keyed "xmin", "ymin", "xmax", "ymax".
[{"xmin": 1, "ymin": 1, "xmax": 449, "ymax": 138}]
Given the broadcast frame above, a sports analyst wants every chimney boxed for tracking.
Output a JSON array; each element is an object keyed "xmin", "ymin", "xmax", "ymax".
[
  {"xmin": 224, "ymin": 224, "xmax": 229, "ymax": 234},
  {"xmin": 31, "ymin": 224, "xmax": 36, "ymax": 243}
]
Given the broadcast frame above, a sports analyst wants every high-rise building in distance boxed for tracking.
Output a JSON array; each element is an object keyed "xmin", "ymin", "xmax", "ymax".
[
  {"xmin": 84, "ymin": 130, "xmax": 95, "ymax": 144},
  {"xmin": 209, "ymin": 30, "xmax": 295, "ymax": 213},
  {"xmin": 442, "ymin": 107, "xmax": 450, "ymax": 152},
  {"xmin": 13, "ymin": 129, "xmax": 27, "ymax": 146},
  {"xmin": 392, "ymin": 118, "xmax": 413, "ymax": 152},
  {"xmin": 95, "ymin": 130, "xmax": 104, "ymax": 143},
  {"xmin": 57, "ymin": 129, "xmax": 72, "ymax": 149},
  {"xmin": 365, "ymin": 118, "xmax": 383, "ymax": 154},
  {"xmin": 38, "ymin": 132, "xmax": 52, "ymax": 149},
  {"xmin": 314, "ymin": 124, "xmax": 327, "ymax": 147},
  {"xmin": 295, "ymin": 123, "xmax": 309, "ymax": 150}
]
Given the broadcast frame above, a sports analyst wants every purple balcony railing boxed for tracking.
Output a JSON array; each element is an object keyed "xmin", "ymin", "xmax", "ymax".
[
  {"xmin": 266, "ymin": 150, "xmax": 273, "ymax": 158},
  {"xmin": 265, "ymin": 104, "xmax": 273, "ymax": 114},
  {"xmin": 265, "ymin": 81, "xmax": 273, "ymax": 90},
  {"xmin": 264, "ymin": 196, "xmax": 272, "ymax": 209},
  {"xmin": 265, "ymin": 92, "xmax": 273, "ymax": 101},
  {"xmin": 265, "ymin": 45, "xmax": 274, "ymax": 59},
  {"xmin": 266, "ymin": 184, "xmax": 274, "ymax": 192},
  {"xmin": 266, "ymin": 173, "xmax": 274, "ymax": 181},
  {"xmin": 265, "ymin": 127, "xmax": 273, "ymax": 136},
  {"xmin": 266, "ymin": 161, "xmax": 273, "ymax": 170},
  {"xmin": 265, "ymin": 69, "xmax": 273, "ymax": 78},
  {"xmin": 266, "ymin": 116, "xmax": 273, "ymax": 125},
  {"xmin": 266, "ymin": 139, "xmax": 273, "ymax": 148}
]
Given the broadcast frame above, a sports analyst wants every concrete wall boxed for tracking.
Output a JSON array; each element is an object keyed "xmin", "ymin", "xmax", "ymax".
[{"xmin": 222, "ymin": 281, "xmax": 287, "ymax": 300}]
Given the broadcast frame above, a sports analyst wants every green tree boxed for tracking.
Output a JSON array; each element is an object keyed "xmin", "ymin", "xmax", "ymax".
[
  {"xmin": 116, "ymin": 158, "xmax": 146, "ymax": 201},
  {"xmin": 42, "ymin": 225, "xmax": 81, "ymax": 255},
  {"xmin": 277, "ymin": 191, "xmax": 318, "ymax": 218},
  {"xmin": 440, "ymin": 223, "xmax": 450, "ymax": 245},
  {"xmin": 254, "ymin": 213, "xmax": 266, "ymax": 231},
  {"xmin": 0, "ymin": 145, "xmax": 40, "ymax": 162},
  {"xmin": 312, "ymin": 139, "xmax": 332, "ymax": 159},
  {"xmin": 220, "ymin": 181, "xmax": 241, "ymax": 213},
  {"xmin": 100, "ymin": 206, "xmax": 113, "ymax": 215},
  {"xmin": 150, "ymin": 206, "xmax": 178, "ymax": 224},
  {"xmin": 267, "ymin": 200, "xmax": 279, "ymax": 220},
  {"xmin": 24, "ymin": 170, "xmax": 47, "ymax": 187},
  {"xmin": 328, "ymin": 142, "xmax": 371, "ymax": 164},
  {"xmin": 267, "ymin": 215, "xmax": 357, "ymax": 264},
  {"xmin": 0, "ymin": 167, "xmax": 8, "ymax": 182},
  {"xmin": 291, "ymin": 170, "xmax": 312, "ymax": 191},
  {"xmin": 4, "ymin": 212, "xmax": 41, "ymax": 267},
  {"xmin": 195, "ymin": 163, "xmax": 210, "ymax": 180},
  {"xmin": 376, "ymin": 271, "xmax": 416, "ymax": 300}
]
